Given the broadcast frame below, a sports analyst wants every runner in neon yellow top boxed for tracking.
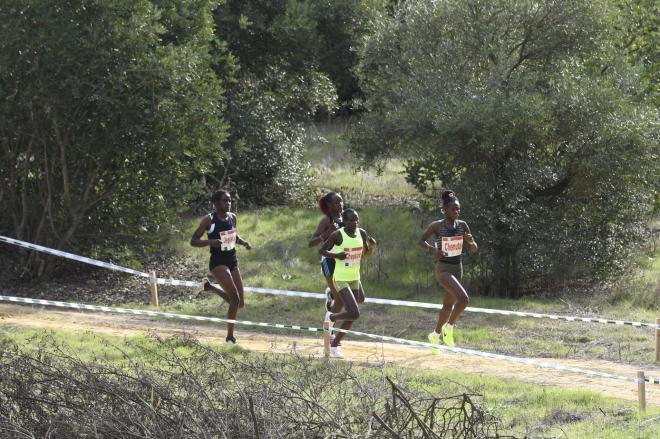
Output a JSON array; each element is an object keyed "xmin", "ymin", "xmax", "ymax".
[{"xmin": 319, "ymin": 208, "xmax": 376, "ymax": 358}]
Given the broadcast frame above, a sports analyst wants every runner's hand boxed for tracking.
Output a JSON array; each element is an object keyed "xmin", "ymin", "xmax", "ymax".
[
  {"xmin": 434, "ymin": 248, "xmax": 448, "ymax": 259},
  {"xmin": 334, "ymin": 251, "xmax": 347, "ymax": 260},
  {"xmin": 242, "ymin": 240, "xmax": 252, "ymax": 250}
]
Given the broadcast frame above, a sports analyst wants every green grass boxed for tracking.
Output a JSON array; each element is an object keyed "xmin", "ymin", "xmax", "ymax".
[
  {"xmin": 1, "ymin": 327, "xmax": 658, "ymax": 438},
  {"xmin": 304, "ymin": 120, "xmax": 420, "ymax": 201},
  {"xmin": 152, "ymin": 204, "xmax": 660, "ymax": 363}
]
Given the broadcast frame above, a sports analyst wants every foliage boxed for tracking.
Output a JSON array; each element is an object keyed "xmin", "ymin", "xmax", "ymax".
[
  {"xmin": 614, "ymin": 0, "xmax": 660, "ymax": 105},
  {"xmin": 0, "ymin": 0, "xmax": 228, "ymax": 274},
  {"xmin": 207, "ymin": 0, "xmax": 387, "ymax": 204},
  {"xmin": 352, "ymin": 0, "xmax": 660, "ymax": 297},
  {"xmin": 0, "ymin": 334, "xmax": 511, "ymax": 438}
]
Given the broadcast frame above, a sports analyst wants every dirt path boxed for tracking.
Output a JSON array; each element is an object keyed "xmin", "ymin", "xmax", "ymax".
[{"xmin": 2, "ymin": 303, "xmax": 659, "ymax": 405}]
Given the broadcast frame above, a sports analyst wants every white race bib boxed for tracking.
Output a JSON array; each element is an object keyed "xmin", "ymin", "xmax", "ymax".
[
  {"xmin": 219, "ymin": 229, "xmax": 237, "ymax": 251},
  {"xmin": 343, "ymin": 246, "xmax": 363, "ymax": 267},
  {"xmin": 440, "ymin": 236, "xmax": 463, "ymax": 257}
]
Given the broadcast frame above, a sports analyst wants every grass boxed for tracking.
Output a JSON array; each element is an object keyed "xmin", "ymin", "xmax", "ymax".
[
  {"xmin": 1, "ymin": 326, "xmax": 658, "ymax": 438},
  {"xmin": 304, "ymin": 120, "xmax": 420, "ymax": 202},
  {"xmin": 156, "ymin": 202, "xmax": 660, "ymax": 363},
  {"xmin": 114, "ymin": 120, "xmax": 660, "ymax": 365}
]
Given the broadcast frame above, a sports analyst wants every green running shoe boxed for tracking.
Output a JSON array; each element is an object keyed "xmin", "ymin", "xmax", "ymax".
[
  {"xmin": 442, "ymin": 324, "xmax": 455, "ymax": 347},
  {"xmin": 427, "ymin": 331, "xmax": 440, "ymax": 354}
]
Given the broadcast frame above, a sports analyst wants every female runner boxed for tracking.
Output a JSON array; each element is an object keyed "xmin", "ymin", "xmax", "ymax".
[
  {"xmin": 308, "ymin": 191, "xmax": 344, "ymax": 312},
  {"xmin": 191, "ymin": 189, "xmax": 252, "ymax": 344},
  {"xmin": 419, "ymin": 190, "xmax": 478, "ymax": 347},
  {"xmin": 320, "ymin": 208, "xmax": 376, "ymax": 358}
]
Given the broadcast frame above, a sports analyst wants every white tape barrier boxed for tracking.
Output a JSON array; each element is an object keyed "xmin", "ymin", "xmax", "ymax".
[
  {"xmin": 1, "ymin": 294, "xmax": 658, "ymax": 386},
  {"xmin": 0, "ymin": 235, "xmax": 149, "ymax": 278},
  {"xmin": 2, "ymin": 235, "xmax": 659, "ymax": 329}
]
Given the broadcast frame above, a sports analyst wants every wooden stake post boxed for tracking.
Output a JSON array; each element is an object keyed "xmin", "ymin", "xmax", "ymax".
[
  {"xmin": 637, "ymin": 371, "xmax": 646, "ymax": 414},
  {"xmin": 323, "ymin": 321, "xmax": 330, "ymax": 359},
  {"xmin": 149, "ymin": 270, "xmax": 159, "ymax": 307}
]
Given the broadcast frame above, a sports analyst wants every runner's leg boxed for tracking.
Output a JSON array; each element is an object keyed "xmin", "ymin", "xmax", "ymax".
[{"xmin": 211, "ymin": 265, "xmax": 240, "ymax": 340}]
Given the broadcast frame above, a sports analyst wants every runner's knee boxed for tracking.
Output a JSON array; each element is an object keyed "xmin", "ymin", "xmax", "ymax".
[{"xmin": 457, "ymin": 294, "xmax": 469, "ymax": 307}]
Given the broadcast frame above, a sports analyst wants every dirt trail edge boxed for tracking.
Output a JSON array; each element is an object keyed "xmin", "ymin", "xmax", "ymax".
[{"xmin": 1, "ymin": 303, "xmax": 659, "ymax": 405}]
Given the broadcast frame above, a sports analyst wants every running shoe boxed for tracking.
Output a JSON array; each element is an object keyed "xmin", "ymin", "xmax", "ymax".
[
  {"xmin": 324, "ymin": 287, "xmax": 334, "ymax": 312},
  {"xmin": 427, "ymin": 331, "xmax": 441, "ymax": 354},
  {"xmin": 329, "ymin": 346, "xmax": 344, "ymax": 359},
  {"xmin": 442, "ymin": 323, "xmax": 455, "ymax": 347},
  {"xmin": 225, "ymin": 336, "xmax": 237, "ymax": 345},
  {"xmin": 324, "ymin": 311, "xmax": 334, "ymax": 328}
]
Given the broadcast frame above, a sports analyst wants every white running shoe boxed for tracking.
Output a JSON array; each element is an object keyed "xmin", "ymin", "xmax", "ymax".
[
  {"xmin": 324, "ymin": 287, "xmax": 334, "ymax": 311},
  {"xmin": 324, "ymin": 311, "xmax": 334, "ymax": 328},
  {"xmin": 329, "ymin": 346, "xmax": 344, "ymax": 359},
  {"xmin": 225, "ymin": 336, "xmax": 237, "ymax": 345}
]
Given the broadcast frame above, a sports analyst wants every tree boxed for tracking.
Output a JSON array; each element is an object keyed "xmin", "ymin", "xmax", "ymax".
[
  {"xmin": 0, "ymin": 0, "xmax": 229, "ymax": 274},
  {"xmin": 208, "ymin": 1, "xmax": 388, "ymax": 204},
  {"xmin": 352, "ymin": 0, "xmax": 660, "ymax": 297}
]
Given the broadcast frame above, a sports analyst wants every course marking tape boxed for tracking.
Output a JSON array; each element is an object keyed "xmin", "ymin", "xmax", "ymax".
[
  {"xmin": 1, "ymin": 294, "xmax": 658, "ymax": 386},
  {"xmin": 239, "ymin": 286, "xmax": 660, "ymax": 329},
  {"xmin": 2, "ymin": 235, "xmax": 659, "ymax": 329},
  {"xmin": 0, "ymin": 235, "xmax": 149, "ymax": 278}
]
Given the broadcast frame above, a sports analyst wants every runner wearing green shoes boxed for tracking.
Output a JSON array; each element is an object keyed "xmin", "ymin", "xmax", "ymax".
[{"xmin": 419, "ymin": 190, "xmax": 478, "ymax": 347}]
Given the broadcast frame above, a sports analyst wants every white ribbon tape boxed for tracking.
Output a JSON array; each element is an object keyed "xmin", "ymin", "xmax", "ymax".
[
  {"xmin": 1, "ymin": 294, "xmax": 657, "ymax": 385},
  {"xmin": 0, "ymin": 235, "xmax": 149, "ymax": 278},
  {"xmin": 2, "ymin": 235, "xmax": 659, "ymax": 329}
]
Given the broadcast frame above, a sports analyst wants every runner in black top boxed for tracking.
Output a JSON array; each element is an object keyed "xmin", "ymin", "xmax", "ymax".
[
  {"xmin": 191, "ymin": 190, "xmax": 252, "ymax": 344},
  {"xmin": 419, "ymin": 190, "xmax": 478, "ymax": 347},
  {"xmin": 309, "ymin": 191, "xmax": 344, "ymax": 313}
]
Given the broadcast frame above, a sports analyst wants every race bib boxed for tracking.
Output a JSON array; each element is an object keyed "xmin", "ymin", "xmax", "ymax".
[
  {"xmin": 440, "ymin": 236, "xmax": 463, "ymax": 257},
  {"xmin": 343, "ymin": 247, "xmax": 363, "ymax": 267},
  {"xmin": 219, "ymin": 229, "xmax": 237, "ymax": 251}
]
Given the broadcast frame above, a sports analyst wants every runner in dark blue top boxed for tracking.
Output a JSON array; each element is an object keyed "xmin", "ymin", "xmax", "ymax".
[
  {"xmin": 309, "ymin": 192, "xmax": 344, "ymax": 313},
  {"xmin": 191, "ymin": 189, "xmax": 252, "ymax": 344},
  {"xmin": 419, "ymin": 190, "xmax": 478, "ymax": 347}
]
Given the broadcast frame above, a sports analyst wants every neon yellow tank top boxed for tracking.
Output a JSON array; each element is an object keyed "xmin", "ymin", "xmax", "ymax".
[{"xmin": 332, "ymin": 227, "xmax": 364, "ymax": 282}]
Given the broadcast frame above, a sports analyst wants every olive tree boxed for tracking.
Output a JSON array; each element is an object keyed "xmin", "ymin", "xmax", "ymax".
[
  {"xmin": 0, "ymin": 0, "xmax": 229, "ymax": 274},
  {"xmin": 353, "ymin": 0, "xmax": 660, "ymax": 297}
]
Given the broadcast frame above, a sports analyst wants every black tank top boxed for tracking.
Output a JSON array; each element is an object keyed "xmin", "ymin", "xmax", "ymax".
[
  {"xmin": 327, "ymin": 212, "xmax": 344, "ymax": 230},
  {"xmin": 434, "ymin": 219, "xmax": 465, "ymax": 264},
  {"xmin": 207, "ymin": 212, "xmax": 236, "ymax": 257}
]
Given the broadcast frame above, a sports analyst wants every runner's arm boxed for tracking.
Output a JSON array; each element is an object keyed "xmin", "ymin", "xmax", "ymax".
[
  {"xmin": 308, "ymin": 217, "xmax": 331, "ymax": 247},
  {"xmin": 190, "ymin": 215, "xmax": 220, "ymax": 248},
  {"xmin": 319, "ymin": 230, "xmax": 346, "ymax": 260},
  {"xmin": 419, "ymin": 222, "xmax": 443, "ymax": 257},
  {"xmin": 462, "ymin": 221, "xmax": 478, "ymax": 253},
  {"xmin": 232, "ymin": 213, "xmax": 252, "ymax": 250},
  {"xmin": 360, "ymin": 229, "xmax": 376, "ymax": 257}
]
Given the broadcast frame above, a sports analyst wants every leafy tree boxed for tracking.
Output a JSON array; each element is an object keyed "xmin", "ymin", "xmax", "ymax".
[
  {"xmin": 210, "ymin": 0, "xmax": 330, "ymax": 204},
  {"xmin": 353, "ymin": 0, "xmax": 660, "ymax": 297},
  {"xmin": 0, "ymin": 0, "xmax": 229, "ymax": 275},
  {"xmin": 208, "ymin": 1, "xmax": 387, "ymax": 204},
  {"xmin": 614, "ymin": 0, "xmax": 660, "ymax": 104}
]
